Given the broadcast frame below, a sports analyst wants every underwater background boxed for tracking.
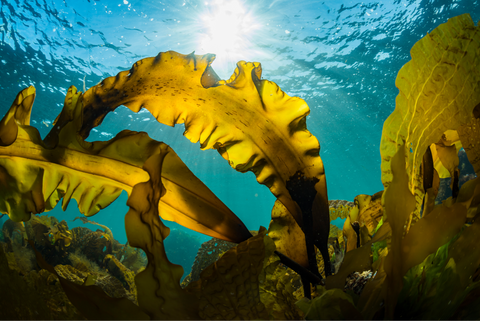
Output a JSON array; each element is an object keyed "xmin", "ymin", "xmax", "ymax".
[{"xmin": 0, "ymin": 0, "xmax": 479, "ymax": 279}]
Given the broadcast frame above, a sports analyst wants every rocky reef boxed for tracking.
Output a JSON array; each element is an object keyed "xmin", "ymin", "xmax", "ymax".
[{"xmin": 0, "ymin": 215, "xmax": 146, "ymax": 319}]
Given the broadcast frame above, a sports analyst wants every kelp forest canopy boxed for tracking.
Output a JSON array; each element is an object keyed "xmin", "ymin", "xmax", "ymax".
[{"xmin": 0, "ymin": 13, "xmax": 479, "ymax": 320}]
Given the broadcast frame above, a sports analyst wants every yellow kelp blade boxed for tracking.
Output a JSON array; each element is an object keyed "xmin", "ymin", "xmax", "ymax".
[
  {"xmin": 268, "ymin": 200, "xmax": 308, "ymax": 267},
  {"xmin": 80, "ymin": 51, "xmax": 329, "ymax": 245},
  {"xmin": 0, "ymin": 86, "xmax": 35, "ymax": 146},
  {"xmin": 380, "ymin": 14, "xmax": 480, "ymax": 219},
  {"xmin": 158, "ymin": 147, "xmax": 251, "ymax": 242},
  {"xmin": 434, "ymin": 142, "xmax": 460, "ymax": 191},
  {"xmin": 0, "ymin": 86, "xmax": 251, "ymax": 243},
  {"xmin": 352, "ymin": 192, "xmax": 383, "ymax": 236}
]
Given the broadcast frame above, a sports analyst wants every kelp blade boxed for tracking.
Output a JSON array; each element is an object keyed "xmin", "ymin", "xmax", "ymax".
[
  {"xmin": 80, "ymin": 51, "xmax": 330, "ymax": 266},
  {"xmin": 380, "ymin": 13, "xmax": 480, "ymax": 220},
  {"xmin": 0, "ymin": 86, "xmax": 251, "ymax": 243}
]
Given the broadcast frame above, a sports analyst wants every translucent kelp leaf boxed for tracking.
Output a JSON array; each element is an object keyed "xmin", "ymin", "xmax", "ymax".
[
  {"xmin": 80, "ymin": 51, "xmax": 330, "ymax": 256},
  {"xmin": 0, "ymin": 86, "xmax": 251, "ymax": 243},
  {"xmin": 380, "ymin": 14, "xmax": 480, "ymax": 219},
  {"xmin": 343, "ymin": 192, "xmax": 384, "ymax": 253},
  {"xmin": 0, "ymin": 87, "xmax": 124, "ymax": 221},
  {"xmin": 342, "ymin": 216, "xmax": 358, "ymax": 252},
  {"xmin": 431, "ymin": 131, "xmax": 462, "ymax": 180},
  {"xmin": 0, "ymin": 86, "xmax": 34, "ymax": 146},
  {"xmin": 355, "ymin": 192, "xmax": 383, "ymax": 236},
  {"xmin": 268, "ymin": 200, "xmax": 308, "ymax": 267},
  {"xmin": 371, "ymin": 218, "xmax": 388, "ymax": 263},
  {"xmin": 434, "ymin": 143, "xmax": 460, "ymax": 188}
]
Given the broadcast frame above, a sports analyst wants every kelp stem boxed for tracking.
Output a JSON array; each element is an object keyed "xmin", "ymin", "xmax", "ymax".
[
  {"xmin": 274, "ymin": 250, "xmax": 324, "ymax": 287},
  {"xmin": 301, "ymin": 275, "xmax": 311, "ymax": 299},
  {"xmin": 303, "ymin": 207, "xmax": 322, "ymax": 279},
  {"xmin": 286, "ymin": 171, "xmax": 325, "ymax": 296},
  {"xmin": 351, "ymin": 221, "xmax": 360, "ymax": 248}
]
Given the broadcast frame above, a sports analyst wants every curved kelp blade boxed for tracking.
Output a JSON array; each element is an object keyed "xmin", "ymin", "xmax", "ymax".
[
  {"xmin": 80, "ymin": 51, "xmax": 329, "ymax": 247},
  {"xmin": 380, "ymin": 14, "xmax": 480, "ymax": 220},
  {"xmin": 0, "ymin": 86, "xmax": 35, "ymax": 146},
  {"xmin": 125, "ymin": 150, "xmax": 200, "ymax": 320},
  {"xmin": 159, "ymin": 147, "xmax": 251, "ymax": 242},
  {"xmin": 0, "ymin": 87, "xmax": 132, "ymax": 221},
  {"xmin": 0, "ymin": 86, "xmax": 251, "ymax": 243}
]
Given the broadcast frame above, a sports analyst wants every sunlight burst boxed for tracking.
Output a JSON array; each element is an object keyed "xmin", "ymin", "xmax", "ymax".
[{"xmin": 198, "ymin": 0, "xmax": 260, "ymax": 76}]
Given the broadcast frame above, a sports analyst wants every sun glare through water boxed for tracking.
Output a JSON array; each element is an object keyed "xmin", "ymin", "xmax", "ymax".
[{"xmin": 197, "ymin": 0, "xmax": 261, "ymax": 78}]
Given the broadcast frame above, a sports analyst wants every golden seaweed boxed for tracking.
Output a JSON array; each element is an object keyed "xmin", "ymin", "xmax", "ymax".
[
  {"xmin": 80, "ymin": 51, "xmax": 330, "ymax": 257},
  {"xmin": 0, "ymin": 86, "xmax": 251, "ymax": 243},
  {"xmin": 0, "ymin": 13, "xmax": 480, "ymax": 321},
  {"xmin": 380, "ymin": 13, "xmax": 480, "ymax": 223}
]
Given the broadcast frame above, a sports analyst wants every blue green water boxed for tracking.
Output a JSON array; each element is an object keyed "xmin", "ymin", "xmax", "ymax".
[{"xmin": 1, "ymin": 0, "xmax": 479, "ymax": 276}]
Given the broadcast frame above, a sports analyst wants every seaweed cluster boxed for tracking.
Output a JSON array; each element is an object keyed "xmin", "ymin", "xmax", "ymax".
[
  {"xmin": 0, "ymin": 215, "xmax": 148, "ymax": 319},
  {"xmin": 0, "ymin": 13, "xmax": 479, "ymax": 320},
  {"xmin": 328, "ymin": 199, "xmax": 354, "ymax": 221}
]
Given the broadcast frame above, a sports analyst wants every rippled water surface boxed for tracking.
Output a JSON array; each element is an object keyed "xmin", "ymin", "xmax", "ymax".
[{"xmin": 0, "ymin": 0, "xmax": 479, "ymax": 273}]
